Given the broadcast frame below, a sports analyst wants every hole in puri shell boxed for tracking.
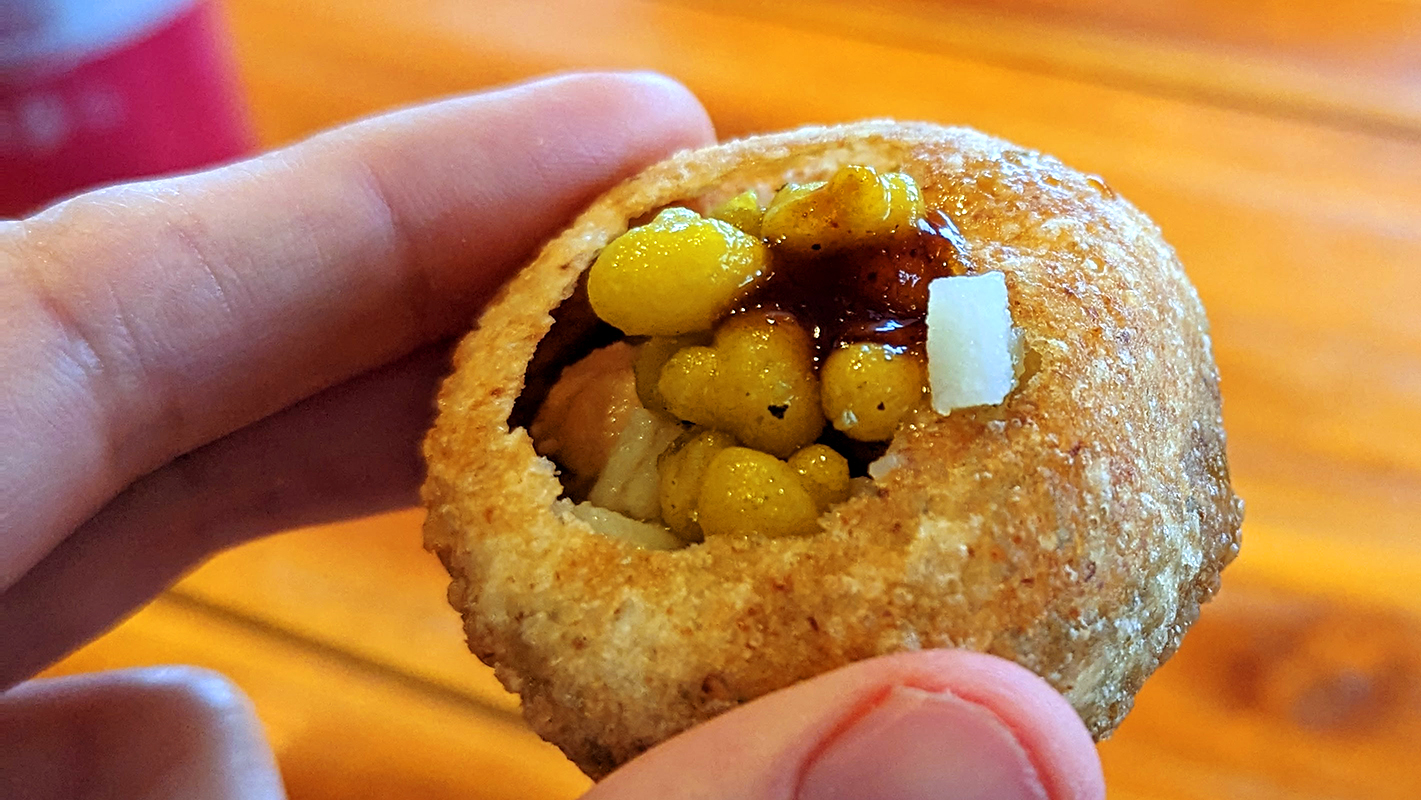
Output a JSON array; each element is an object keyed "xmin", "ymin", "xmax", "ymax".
[
  {"xmin": 509, "ymin": 270, "xmax": 620, "ymax": 434},
  {"xmin": 513, "ymin": 178, "xmax": 993, "ymax": 543}
]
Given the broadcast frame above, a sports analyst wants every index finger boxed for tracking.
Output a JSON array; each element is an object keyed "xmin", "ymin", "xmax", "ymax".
[{"xmin": 1, "ymin": 71, "xmax": 714, "ymax": 589}]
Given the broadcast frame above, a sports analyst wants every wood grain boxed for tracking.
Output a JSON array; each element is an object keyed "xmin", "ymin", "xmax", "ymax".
[
  {"xmin": 35, "ymin": 0, "xmax": 1421, "ymax": 796},
  {"xmin": 1103, "ymin": 584, "xmax": 1421, "ymax": 800},
  {"xmin": 214, "ymin": 0, "xmax": 1421, "ymax": 605},
  {"xmin": 949, "ymin": 0, "xmax": 1421, "ymax": 70},
  {"xmin": 683, "ymin": 0, "xmax": 1421, "ymax": 135},
  {"xmin": 168, "ymin": 516, "xmax": 1421, "ymax": 797},
  {"xmin": 42, "ymin": 595, "xmax": 590, "ymax": 800},
  {"xmin": 171, "ymin": 510, "xmax": 520, "ymax": 713}
]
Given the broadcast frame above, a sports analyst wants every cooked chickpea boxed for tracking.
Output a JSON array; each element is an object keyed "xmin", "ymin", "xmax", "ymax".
[
  {"xmin": 587, "ymin": 207, "xmax": 768, "ymax": 336},
  {"xmin": 659, "ymin": 312, "xmax": 823, "ymax": 458},
  {"xmin": 658, "ymin": 428, "xmax": 736, "ymax": 542},
  {"xmin": 761, "ymin": 165, "xmax": 924, "ymax": 254},
  {"xmin": 715, "ymin": 312, "xmax": 825, "ymax": 457},
  {"xmin": 708, "ymin": 190, "xmax": 764, "ymax": 238},
  {"xmin": 880, "ymin": 172, "xmax": 924, "ymax": 220},
  {"xmin": 821, "ymin": 343, "xmax": 926, "ymax": 441},
  {"xmin": 788, "ymin": 444, "xmax": 851, "ymax": 510},
  {"xmin": 698, "ymin": 447, "xmax": 820, "ymax": 539},
  {"xmin": 765, "ymin": 181, "xmax": 823, "ymax": 213},
  {"xmin": 635, "ymin": 334, "xmax": 708, "ymax": 414},
  {"xmin": 658, "ymin": 345, "xmax": 720, "ymax": 428}
]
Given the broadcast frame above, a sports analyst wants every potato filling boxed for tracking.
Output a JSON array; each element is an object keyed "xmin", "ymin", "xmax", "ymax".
[{"xmin": 534, "ymin": 165, "xmax": 1019, "ymax": 546}]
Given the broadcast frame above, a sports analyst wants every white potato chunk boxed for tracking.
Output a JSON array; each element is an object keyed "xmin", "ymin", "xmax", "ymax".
[
  {"xmin": 925, "ymin": 272, "xmax": 1018, "ymax": 413},
  {"xmin": 588, "ymin": 407, "xmax": 683, "ymax": 520}
]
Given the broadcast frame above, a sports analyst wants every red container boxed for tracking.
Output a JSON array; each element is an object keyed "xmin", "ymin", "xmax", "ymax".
[{"xmin": 0, "ymin": 0, "xmax": 254, "ymax": 217}]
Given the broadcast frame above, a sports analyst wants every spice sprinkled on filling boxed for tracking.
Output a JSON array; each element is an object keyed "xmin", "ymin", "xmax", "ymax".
[{"xmin": 532, "ymin": 165, "xmax": 1019, "ymax": 545}]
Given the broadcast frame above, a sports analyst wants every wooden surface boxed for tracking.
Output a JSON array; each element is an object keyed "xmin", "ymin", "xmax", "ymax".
[{"xmin": 42, "ymin": 0, "xmax": 1421, "ymax": 797}]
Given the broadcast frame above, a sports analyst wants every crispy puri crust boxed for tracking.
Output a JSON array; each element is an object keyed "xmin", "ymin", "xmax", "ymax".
[{"xmin": 422, "ymin": 121, "xmax": 1243, "ymax": 778}]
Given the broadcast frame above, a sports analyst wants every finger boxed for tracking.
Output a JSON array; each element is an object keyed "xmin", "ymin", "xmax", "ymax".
[
  {"xmin": 0, "ymin": 666, "xmax": 284, "ymax": 800},
  {"xmin": 2, "ymin": 71, "xmax": 714, "ymax": 590},
  {"xmin": 0, "ymin": 345, "xmax": 449, "ymax": 688},
  {"xmin": 587, "ymin": 650, "xmax": 1105, "ymax": 800}
]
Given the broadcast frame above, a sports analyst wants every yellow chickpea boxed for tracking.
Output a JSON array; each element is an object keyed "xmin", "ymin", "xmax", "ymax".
[
  {"xmin": 761, "ymin": 166, "xmax": 924, "ymax": 254},
  {"xmin": 714, "ymin": 312, "xmax": 825, "ymax": 457},
  {"xmin": 658, "ymin": 312, "xmax": 823, "ymax": 458},
  {"xmin": 707, "ymin": 190, "xmax": 765, "ymax": 238},
  {"xmin": 658, "ymin": 345, "xmax": 720, "ymax": 428},
  {"xmin": 634, "ymin": 334, "xmax": 708, "ymax": 414},
  {"xmin": 821, "ymin": 343, "xmax": 926, "ymax": 442},
  {"xmin": 765, "ymin": 181, "xmax": 823, "ymax": 213},
  {"xmin": 587, "ymin": 207, "xmax": 768, "ymax": 336},
  {"xmin": 698, "ymin": 447, "xmax": 820, "ymax": 539},
  {"xmin": 657, "ymin": 428, "xmax": 736, "ymax": 542},
  {"xmin": 788, "ymin": 444, "xmax": 851, "ymax": 510}
]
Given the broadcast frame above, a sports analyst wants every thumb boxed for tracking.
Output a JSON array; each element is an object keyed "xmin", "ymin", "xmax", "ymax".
[{"xmin": 585, "ymin": 650, "xmax": 1105, "ymax": 800}]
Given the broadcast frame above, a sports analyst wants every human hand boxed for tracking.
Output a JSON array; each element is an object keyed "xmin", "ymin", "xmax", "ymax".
[
  {"xmin": 0, "ymin": 72, "xmax": 1104, "ymax": 799},
  {"xmin": 3, "ymin": 654, "xmax": 1104, "ymax": 800},
  {"xmin": 0, "ymin": 71, "xmax": 714, "ymax": 682}
]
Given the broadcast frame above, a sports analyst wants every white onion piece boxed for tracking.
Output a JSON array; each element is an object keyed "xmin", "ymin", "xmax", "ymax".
[
  {"xmin": 570, "ymin": 503, "xmax": 683, "ymax": 550},
  {"xmin": 925, "ymin": 272, "xmax": 1018, "ymax": 413}
]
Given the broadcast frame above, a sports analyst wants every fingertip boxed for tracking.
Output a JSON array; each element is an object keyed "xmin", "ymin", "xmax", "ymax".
[
  {"xmin": 602, "ymin": 70, "xmax": 718, "ymax": 147},
  {"xmin": 531, "ymin": 70, "xmax": 715, "ymax": 145},
  {"xmin": 856, "ymin": 650, "xmax": 1108, "ymax": 800},
  {"xmin": 589, "ymin": 650, "xmax": 1104, "ymax": 800},
  {"xmin": 3, "ymin": 668, "xmax": 284, "ymax": 800},
  {"xmin": 517, "ymin": 70, "xmax": 716, "ymax": 172}
]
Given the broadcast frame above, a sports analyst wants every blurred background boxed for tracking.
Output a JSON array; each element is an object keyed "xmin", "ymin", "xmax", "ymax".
[{"xmin": 11, "ymin": 0, "xmax": 1421, "ymax": 797}]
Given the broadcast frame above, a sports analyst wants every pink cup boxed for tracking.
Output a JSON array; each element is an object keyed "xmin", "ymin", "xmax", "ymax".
[{"xmin": 1, "ymin": 0, "xmax": 254, "ymax": 217}]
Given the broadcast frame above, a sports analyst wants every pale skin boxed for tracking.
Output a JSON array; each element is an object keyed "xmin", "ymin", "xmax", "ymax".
[{"xmin": 0, "ymin": 73, "xmax": 1106, "ymax": 800}]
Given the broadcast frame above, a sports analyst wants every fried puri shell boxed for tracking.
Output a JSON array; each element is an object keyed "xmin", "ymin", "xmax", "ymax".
[{"xmin": 422, "ymin": 121, "xmax": 1243, "ymax": 778}]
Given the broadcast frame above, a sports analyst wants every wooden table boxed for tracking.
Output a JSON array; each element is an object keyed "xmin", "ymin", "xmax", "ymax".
[{"xmin": 44, "ymin": 1, "xmax": 1421, "ymax": 797}]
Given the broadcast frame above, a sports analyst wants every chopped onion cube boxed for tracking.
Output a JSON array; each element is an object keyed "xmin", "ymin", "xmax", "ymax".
[{"xmin": 925, "ymin": 272, "xmax": 1017, "ymax": 413}]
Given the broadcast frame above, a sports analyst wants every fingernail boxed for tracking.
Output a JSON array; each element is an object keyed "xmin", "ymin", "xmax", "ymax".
[{"xmin": 798, "ymin": 686, "xmax": 1049, "ymax": 800}]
